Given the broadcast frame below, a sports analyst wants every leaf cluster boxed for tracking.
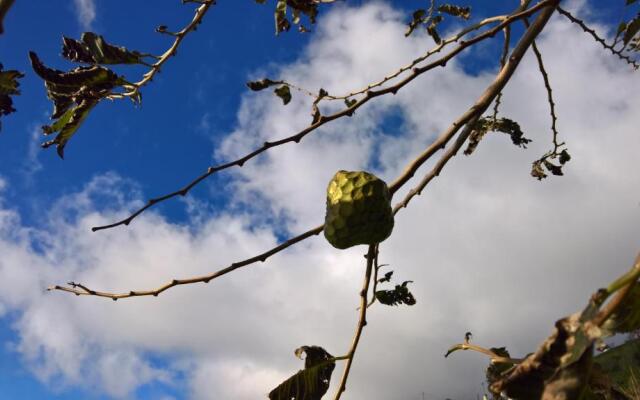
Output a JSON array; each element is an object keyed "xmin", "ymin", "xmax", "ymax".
[
  {"xmin": 257, "ymin": 0, "xmax": 320, "ymax": 34},
  {"xmin": 406, "ymin": 2, "xmax": 471, "ymax": 43},
  {"xmin": 30, "ymin": 34, "xmax": 148, "ymax": 157}
]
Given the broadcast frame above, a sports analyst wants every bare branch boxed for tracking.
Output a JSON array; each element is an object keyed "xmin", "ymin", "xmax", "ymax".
[
  {"xmin": 107, "ymin": 0, "xmax": 216, "ymax": 100},
  {"xmin": 445, "ymin": 341, "xmax": 523, "ymax": 365},
  {"xmin": 333, "ymin": 244, "xmax": 376, "ymax": 400},
  {"xmin": 49, "ymin": 224, "xmax": 323, "ymax": 300},
  {"xmin": 93, "ymin": 0, "xmax": 555, "ymax": 232},
  {"xmin": 556, "ymin": 6, "xmax": 640, "ymax": 70}
]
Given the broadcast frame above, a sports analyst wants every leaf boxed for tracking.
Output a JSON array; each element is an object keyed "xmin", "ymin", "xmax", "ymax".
[
  {"xmin": 275, "ymin": 0, "xmax": 290, "ymax": 34},
  {"xmin": 405, "ymin": 9, "xmax": 426, "ymax": 37},
  {"xmin": 269, "ymin": 345, "xmax": 335, "ymax": 400},
  {"xmin": 0, "ymin": 63, "xmax": 24, "ymax": 132},
  {"xmin": 531, "ymin": 160, "xmax": 548, "ymax": 180},
  {"xmin": 378, "ymin": 270, "xmax": 393, "ymax": 284},
  {"xmin": 0, "ymin": 0, "xmax": 15, "ymax": 35},
  {"xmin": 464, "ymin": 117, "xmax": 531, "ymax": 156},
  {"xmin": 376, "ymin": 281, "xmax": 416, "ymax": 306},
  {"xmin": 543, "ymin": 160, "xmax": 564, "ymax": 176},
  {"xmin": 274, "ymin": 85, "xmax": 292, "ymax": 105},
  {"xmin": 246, "ymin": 78, "xmax": 279, "ymax": 91},
  {"xmin": 623, "ymin": 14, "xmax": 640, "ymax": 46},
  {"xmin": 558, "ymin": 149, "xmax": 571, "ymax": 165},
  {"xmin": 490, "ymin": 301, "xmax": 602, "ymax": 400},
  {"xmin": 29, "ymin": 51, "xmax": 124, "ymax": 157},
  {"xmin": 427, "ymin": 16, "xmax": 443, "ymax": 45},
  {"xmin": 41, "ymin": 98, "xmax": 97, "ymax": 159},
  {"xmin": 344, "ymin": 98, "xmax": 357, "ymax": 108},
  {"xmin": 437, "ymin": 4, "xmax": 471, "ymax": 20},
  {"xmin": 627, "ymin": 0, "xmax": 638, "ymax": 6},
  {"xmin": 62, "ymin": 32, "xmax": 147, "ymax": 65}
]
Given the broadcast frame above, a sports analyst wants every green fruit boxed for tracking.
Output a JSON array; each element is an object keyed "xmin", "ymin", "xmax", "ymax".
[{"xmin": 323, "ymin": 170, "xmax": 394, "ymax": 249}]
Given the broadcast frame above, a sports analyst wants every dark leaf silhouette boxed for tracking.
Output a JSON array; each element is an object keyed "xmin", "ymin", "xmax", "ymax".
[
  {"xmin": 246, "ymin": 78, "xmax": 279, "ymax": 91},
  {"xmin": 62, "ymin": 32, "xmax": 148, "ymax": 65},
  {"xmin": 0, "ymin": 63, "xmax": 24, "ymax": 132},
  {"xmin": 437, "ymin": 4, "xmax": 471, "ymax": 20},
  {"xmin": 269, "ymin": 345, "xmax": 335, "ymax": 400},
  {"xmin": 376, "ymin": 281, "xmax": 416, "ymax": 306},
  {"xmin": 274, "ymin": 85, "xmax": 292, "ymax": 105}
]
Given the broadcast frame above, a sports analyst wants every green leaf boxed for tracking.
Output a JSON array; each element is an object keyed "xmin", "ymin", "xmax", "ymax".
[
  {"xmin": 246, "ymin": 78, "xmax": 279, "ymax": 91},
  {"xmin": 29, "ymin": 51, "xmax": 125, "ymax": 157},
  {"xmin": 268, "ymin": 345, "xmax": 335, "ymax": 400},
  {"xmin": 274, "ymin": 85, "xmax": 292, "ymax": 105},
  {"xmin": 41, "ymin": 98, "xmax": 97, "ymax": 159},
  {"xmin": 0, "ymin": 63, "xmax": 24, "ymax": 132},
  {"xmin": 376, "ymin": 281, "xmax": 416, "ymax": 306},
  {"xmin": 62, "ymin": 32, "xmax": 148, "ymax": 65},
  {"xmin": 437, "ymin": 4, "xmax": 471, "ymax": 20}
]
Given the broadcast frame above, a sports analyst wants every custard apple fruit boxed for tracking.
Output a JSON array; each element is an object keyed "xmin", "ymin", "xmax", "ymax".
[{"xmin": 324, "ymin": 170, "xmax": 394, "ymax": 249}]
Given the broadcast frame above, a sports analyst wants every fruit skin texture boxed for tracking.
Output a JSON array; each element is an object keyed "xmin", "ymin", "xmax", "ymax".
[{"xmin": 324, "ymin": 170, "xmax": 394, "ymax": 249}]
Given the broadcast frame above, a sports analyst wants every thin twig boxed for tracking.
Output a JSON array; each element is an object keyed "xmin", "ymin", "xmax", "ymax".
[
  {"xmin": 445, "ymin": 342, "xmax": 524, "ymax": 365},
  {"xmin": 93, "ymin": 0, "xmax": 554, "ymax": 232},
  {"xmin": 366, "ymin": 246, "xmax": 381, "ymax": 308},
  {"xmin": 107, "ymin": 0, "xmax": 216, "ymax": 100},
  {"xmin": 492, "ymin": 26, "xmax": 511, "ymax": 121},
  {"xmin": 48, "ymin": 225, "xmax": 323, "ymax": 299},
  {"xmin": 333, "ymin": 244, "xmax": 376, "ymax": 400},
  {"xmin": 524, "ymin": 16, "xmax": 561, "ymax": 157},
  {"xmin": 556, "ymin": 6, "xmax": 639, "ymax": 70}
]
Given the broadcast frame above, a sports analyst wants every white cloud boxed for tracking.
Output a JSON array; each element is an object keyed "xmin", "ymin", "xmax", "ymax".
[
  {"xmin": 0, "ymin": 2, "xmax": 639, "ymax": 400},
  {"xmin": 73, "ymin": 0, "xmax": 96, "ymax": 30}
]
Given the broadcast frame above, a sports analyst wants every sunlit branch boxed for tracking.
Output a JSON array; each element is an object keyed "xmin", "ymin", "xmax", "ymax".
[
  {"xmin": 593, "ymin": 253, "xmax": 640, "ymax": 327},
  {"xmin": 49, "ymin": 225, "xmax": 323, "ymax": 300},
  {"xmin": 107, "ymin": 0, "xmax": 216, "ymax": 101},
  {"xmin": 93, "ymin": 0, "xmax": 555, "ymax": 232},
  {"xmin": 333, "ymin": 244, "xmax": 376, "ymax": 400}
]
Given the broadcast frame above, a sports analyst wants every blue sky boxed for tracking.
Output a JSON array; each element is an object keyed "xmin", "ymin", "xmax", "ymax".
[{"xmin": 0, "ymin": 1, "xmax": 638, "ymax": 399}]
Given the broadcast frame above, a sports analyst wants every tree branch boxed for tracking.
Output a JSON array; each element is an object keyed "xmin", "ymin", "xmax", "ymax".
[
  {"xmin": 92, "ymin": 0, "xmax": 555, "ymax": 232},
  {"xmin": 556, "ymin": 6, "xmax": 639, "ymax": 70},
  {"xmin": 49, "ymin": 224, "xmax": 323, "ymax": 300},
  {"xmin": 107, "ymin": 0, "xmax": 216, "ymax": 100},
  {"xmin": 333, "ymin": 244, "xmax": 376, "ymax": 400}
]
